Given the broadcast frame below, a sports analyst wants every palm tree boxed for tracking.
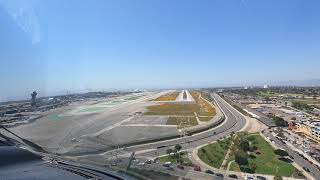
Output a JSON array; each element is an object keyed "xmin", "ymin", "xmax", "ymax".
[{"xmin": 166, "ymin": 149, "xmax": 173, "ymax": 157}]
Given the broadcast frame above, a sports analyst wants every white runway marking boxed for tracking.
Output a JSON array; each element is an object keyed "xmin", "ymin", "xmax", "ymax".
[{"xmin": 175, "ymin": 90, "xmax": 195, "ymax": 102}]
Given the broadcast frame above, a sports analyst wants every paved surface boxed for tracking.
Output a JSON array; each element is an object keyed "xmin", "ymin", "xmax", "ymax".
[
  {"xmin": 176, "ymin": 90, "xmax": 195, "ymax": 102},
  {"xmin": 131, "ymin": 163, "xmax": 236, "ymax": 180},
  {"xmin": 75, "ymin": 93, "xmax": 248, "ymax": 178},
  {"xmin": 263, "ymin": 130, "xmax": 320, "ymax": 180},
  {"xmin": 224, "ymin": 96, "xmax": 276, "ymax": 127},
  {"xmin": 3, "ymin": 91, "xmax": 178, "ymax": 155},
  {"xmin": 84, "ymin": 93, "xmax": 246, "ymax": 158},
  {"xmin": 1, "ymin": 92, "xmax": 248, "ymax": 179}
]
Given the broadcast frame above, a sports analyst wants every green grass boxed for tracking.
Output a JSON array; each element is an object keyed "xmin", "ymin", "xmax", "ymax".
[
  {"xmin": 166, "ymin": 116, "xmax": 198, "ymax": 128},
  {"xmin": 145, "ymin": 104, "xmax": 200, "ymax": 116},
  {"xmin": 159, "ymin": 152, "xmax": 193, "ymax": 166},
  {"xmin": 293, "ymin": 98, "xmax": 320, "ymax": 104},
  {"xmin": 198, "ymin": 138, "xmax": 231, "ymax": 168},
  {"xmin": 257, "ymin": 91, "xmax": 279, "ymax": 98},
  {"xmin": 231, "ymin": 134, "xmax": 296, "ymax": 177},
  {"xmin": 230, "ymin": 161, "xmax": 240, "ymax": 171}
]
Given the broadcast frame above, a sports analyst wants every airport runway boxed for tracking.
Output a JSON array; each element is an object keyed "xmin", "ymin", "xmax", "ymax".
[
  {"xmin": 127, "ymin": 93, "xmax": 247, "ymax": 157},
  {"xmin": 176, "ymin": 90, "xmax": 195, "ymax": 102},
  {"xmin": 4, "ymin": 91, "xmax": 176, "ymax": 154},
  {"xmin": 76, "ymin": 93, "xmax": 247, "ymax": 164}
]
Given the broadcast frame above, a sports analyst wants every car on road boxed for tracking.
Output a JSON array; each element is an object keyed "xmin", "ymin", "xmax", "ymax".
[
  {"xmin": 289, "ymin": 155, "xmax": 294, "ymax": 159},
  {"xmin": 145, "ymin": 160, "xmax": 152, "ymax": 164},
  {"xmin": 162, "ymin": 164, "xmax": 170, "ymax": 167},
  {"xmin": 138, "ymin": 162, "xmax": 145, "ymax": 166},
  {"xmin": 308, "ymin": 160, "xmax": 313, "ymax": 165},
  {"xmin": 162, "ymin": 162, "xmax": 172, "ymax": 167},
  {"xmin": 228, "ymin": 174, "xmax": 238, "ymax": 179},
  {"xmin": 193, "ymin": 165, "xmax": 201, "ymax": 172},
  {"xmin": 244, "ymin": 175, "xmax": 254, "ymax": 180},
  {"xmin": 177, "ymin": 165, "xmax": 184, "ymax": 170},
  {"xmin": 256, "ymin": 176, "xmax": 267, "ymax": 180},
  {"xmin": 111, "ymin": 162, "xmax": 117, "ymax": 166},
  {"xmin": 205, "ymin": 170, "xmax": 214, "ymax": 174},
  {"xmin": 215, "ymin": 173, "xmax": 224, "ymax": 177},
  {"xmin": 303, "ymin": 167, "xmax": 310, "ymax": 172}
]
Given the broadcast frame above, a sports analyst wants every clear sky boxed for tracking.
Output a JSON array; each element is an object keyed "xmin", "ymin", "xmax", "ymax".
[{"xmin": 1, "ymin": 0, "xmax": 320, "ymax": 100}]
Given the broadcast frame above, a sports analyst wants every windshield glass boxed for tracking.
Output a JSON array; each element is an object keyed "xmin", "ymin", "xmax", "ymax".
[{"xmin": 1, "ymin": 0, "xmax": 320, "ymax": 180}]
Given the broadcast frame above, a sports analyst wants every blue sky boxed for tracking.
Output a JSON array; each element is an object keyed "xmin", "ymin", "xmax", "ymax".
[{"xmin": 1, "ymin": 0, "xmax": 320, "ymax": 100}]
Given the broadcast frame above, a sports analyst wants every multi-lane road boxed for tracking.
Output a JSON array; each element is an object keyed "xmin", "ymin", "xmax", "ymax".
[
  {"xmin": 223, "ymin": 96, "xmax": 276, "ymax": 127},
  {"xmin": 263, "ymin": 130, "xmax": 320, "ymax": 180},
  {"xmin": 83, "ymin": 93, "xmax": 248, "ymax": 179},
  {"xmin": 106, "ymin": 93, "xmax": 247, "ymax": 159},
  {"xmin": 223, "ymin": 94, "xmax": 320, "ymax": 179}
]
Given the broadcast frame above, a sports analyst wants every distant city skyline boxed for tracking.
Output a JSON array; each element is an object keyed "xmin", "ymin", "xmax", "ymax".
[{"xmin": 1, "ymin": 0, "xmax": 320, "ymax": 101}]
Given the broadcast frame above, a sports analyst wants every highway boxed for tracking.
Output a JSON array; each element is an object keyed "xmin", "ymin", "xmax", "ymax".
[
  {"xmin": 76, "ymin": 93, "xmax": 248, "ymax": 179},
  {"xmin": 130, "ymin": 93, "xmax": 247, "ymax": 179},
  {"xmin": 102, "ymin": 93, "xmax": 247, "ymax": 159},
  {"xmin": 223, "ymin": 96, "xmax": 276, "ymax": 127}
]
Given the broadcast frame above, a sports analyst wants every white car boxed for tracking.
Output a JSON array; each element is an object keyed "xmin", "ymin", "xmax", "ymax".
[
  {"xmin": 244, "ymin": 175, "xmax": 254, "ymax": 180},
  {"xmin": 138, "ymin": 162, "xmax": 145, "ymax": 166}
]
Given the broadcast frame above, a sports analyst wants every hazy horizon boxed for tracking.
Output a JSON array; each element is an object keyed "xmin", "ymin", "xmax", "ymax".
[{"xmin": 1, "ymin": 0, "xmax": 320, "ymax": 101}]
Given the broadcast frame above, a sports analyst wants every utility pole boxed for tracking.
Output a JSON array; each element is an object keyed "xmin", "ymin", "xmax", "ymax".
[{"xmin": 126, "ymin": 152, "xmax": 135, "ymax": 171}]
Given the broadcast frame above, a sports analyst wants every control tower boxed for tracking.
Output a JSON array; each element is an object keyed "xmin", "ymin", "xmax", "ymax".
[
  {"xmin": 31, "ymin": 91, "xmax": 37, "ymax": 107},
  {"xmin": 183, "ymin": 91, "xmax": 188, "ymax": 100}
]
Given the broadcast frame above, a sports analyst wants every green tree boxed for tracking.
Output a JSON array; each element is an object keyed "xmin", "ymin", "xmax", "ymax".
[
  {"xmin": 251, "ymin": 146, "xmax": 258, "ymax": 151},
  {"xmin": 239, "ymin": 140, "xmax": 250, "ymax": 152},
  {"xmin": 166, "ymin": 149, "xmax": 173, "ymax": 156},
  {"xmin": 274, "ymin": 175, "xmax": 283, "ymax": 180},
  {"xmin": 277, "ymin": 131, "xmax": 285, "ymax": 138},
  {"xmin": 174, "ymin": 144, "xmax": 182, "ymax": 152},
  {"xmin": 249, "ymin": 163, "xmax": 257, "ymax": 172},
  {"xmin": 235, "ymin": 150, "xmax": 248, "ymax": 166},
  {"xmin": 273, "ymin": 117, "xmax": 288, "ymax": 127},
  {"xmin": 274, "ymin": 149, "xmax": 289, "ymax": 157}
]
